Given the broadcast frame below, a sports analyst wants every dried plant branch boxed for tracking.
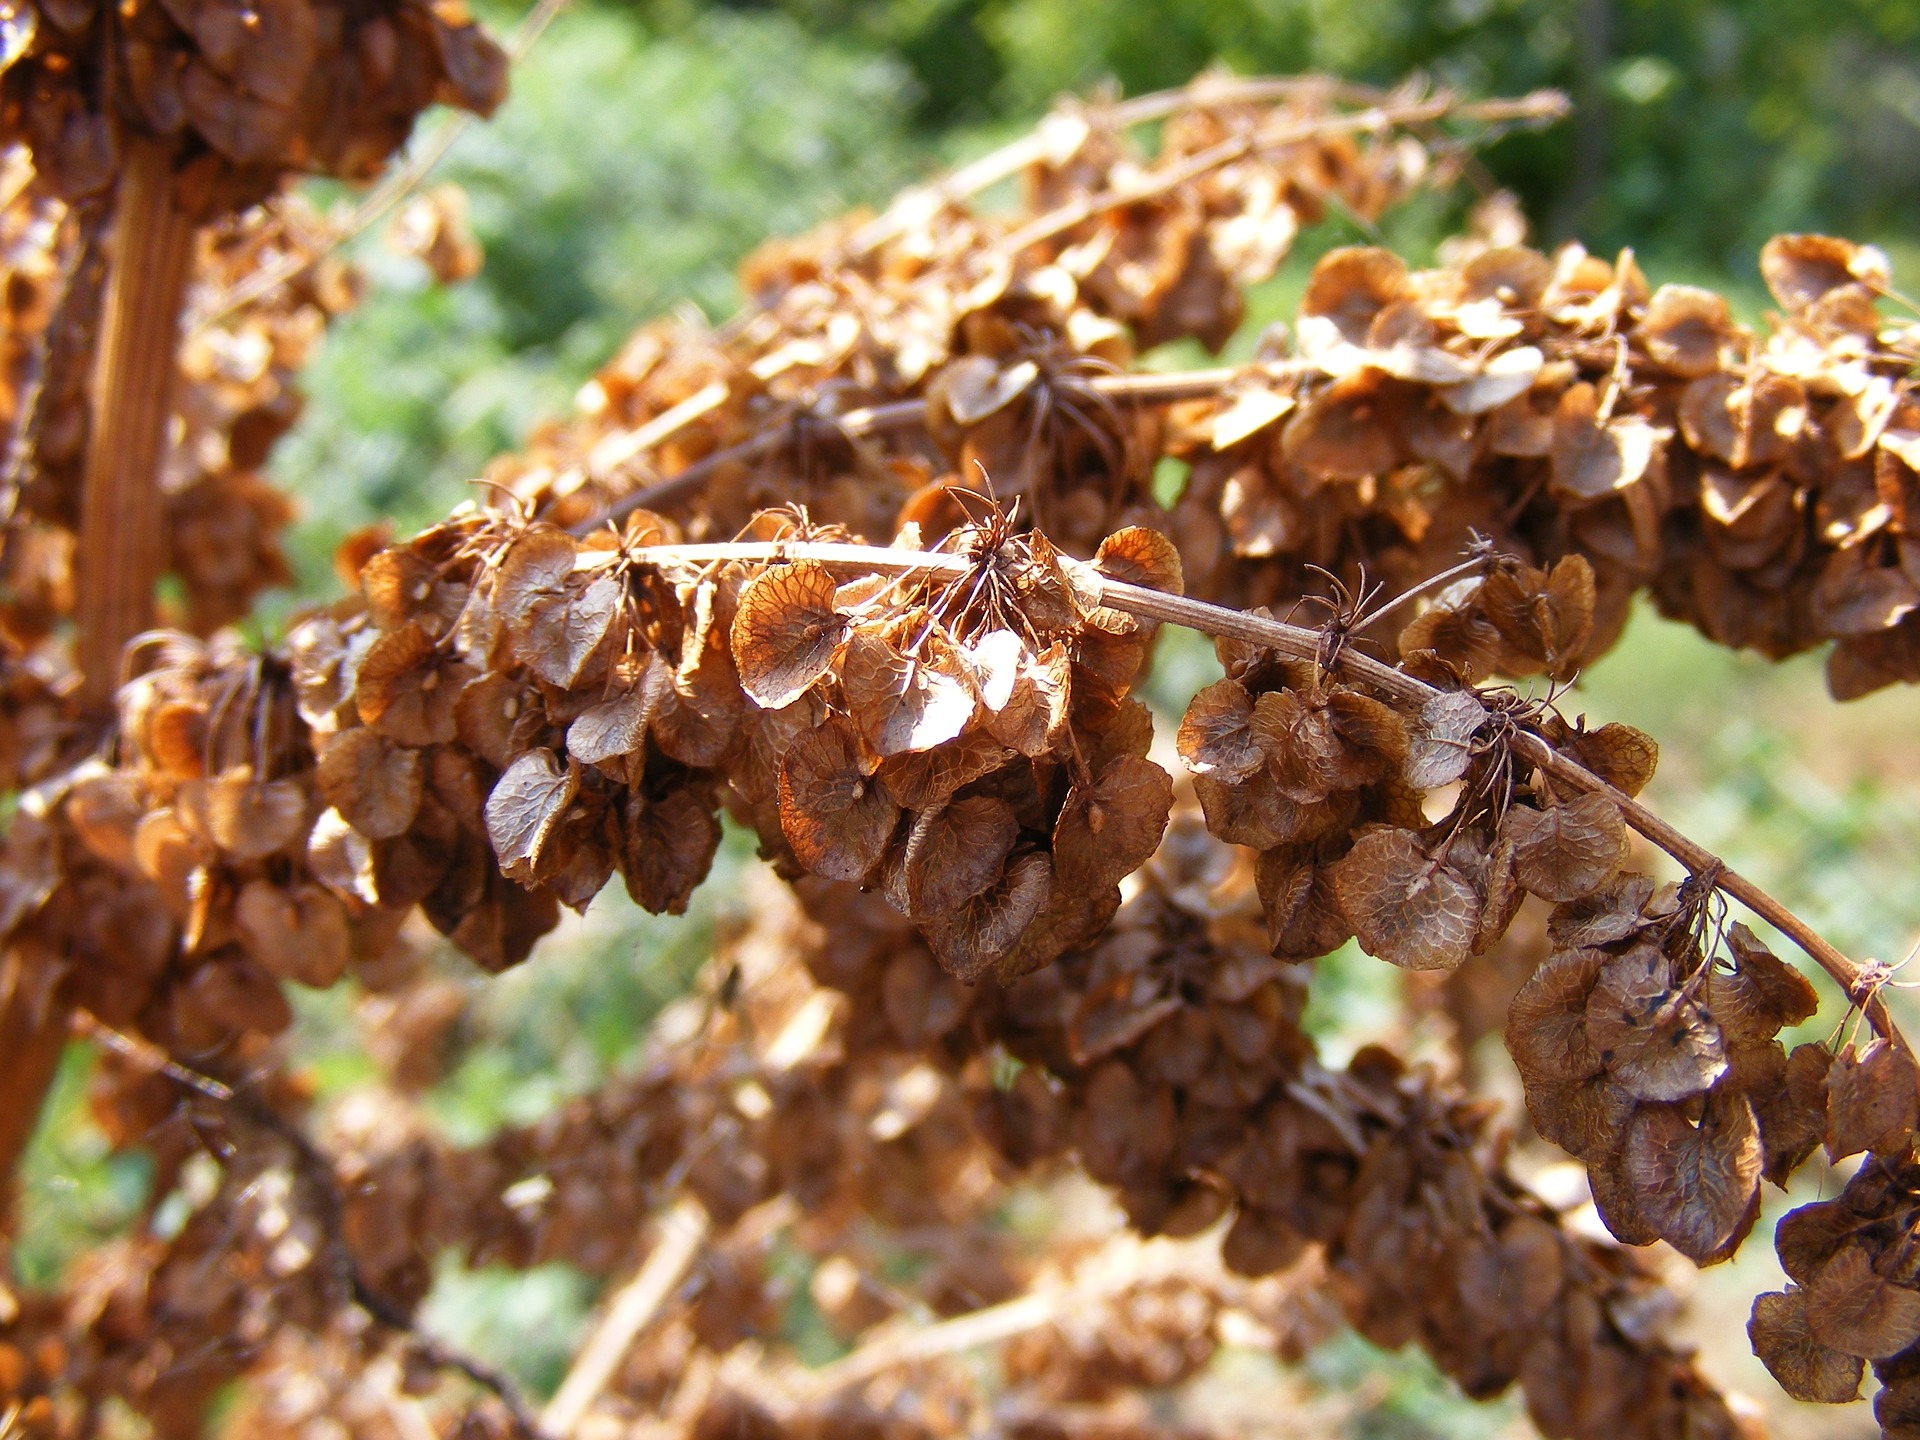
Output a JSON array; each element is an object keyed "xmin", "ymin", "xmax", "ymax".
[
  {"xmin": 582, "ymin": 366, "xmax": 1244, "ymax": 531},
  {"xmin": 542, "ymin": 1197, "xmax": 711, "ymax": 1436},
  {"xmin": 184, "ymin": 0, "xmax": 573, "ymax": 336},
  {"xmin": 72, "ymin": 1011, "xmax": 554, "ymax": 1438},
  {"xmin": 997, "ymin": 90, "xmax": 1566, "ymax": 256},
  {"xmin": 77, "ymin": 138, "xmax": 198, "ymax": 707},
  {"xmin": 621, "ymin": 536, "xmax": 1891, "ymax": 1041},
  {"xmin": 841, "ymin": 75, "xmax": 1399, "ymax": 260}
]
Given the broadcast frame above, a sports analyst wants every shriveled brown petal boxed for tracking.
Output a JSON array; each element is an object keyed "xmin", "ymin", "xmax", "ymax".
[
  {"xmin": 1560, "ymin": 721, "xmax": 1659, "ymax": 798},
  {"xmin": 1756, "ymin": 1042, "xmax": 1834, "ymax": 1184},
  {"xmin": 1776, "ymin": 1198, "xmax": 1856, "ymax": 1288},
  {"xmin": 360, "ymin": 545, "xmax": 442, "ymax": 630},
  {"xmin": 483, "ymin": 748, "xmax": 579, "ymax": 885},
  {"xmin": 877, "ymin": 730, "xmax": 1014, "ymax": 811},
  {"xmin": 1585, "ymin": 943, "xmax": 1727, "ymax": 1101},
  {"xmin": 1255, "ymin": 849, "xmax": 1353, "ymax": 962},
  {"xmin": 1399, "ymin": 589, "xmax": 1506, "ymax": 680},
  {"xmin": 923, "ymin": 851, "xmax": 1054, "ymax": 983},
  {"xmin": 1507, "ymin": 792, "xmax": 1626, "ymax": 902},
  {"xmin": 1299, "ymin": 246, "xmax": 1411, "ymax": 345},
  {"xmin": 1584, "ymin": 1147, "xmax": 1658, "ymax": 1248},
  {"xmin": 1281, "ymin": 372, "xmax": 1400, "ymax": 479},
  {"xmin": 315, "ymin": 727, "xmax": 422, "ymax": 840},
  {"xmin": 1825, "ymin": 1037, "xmax": 1920, "ymax": 1161},
  {"xmin": 1760, "ymin": 234, "xmax": 1888, "ymax": 314},
  {"xmin": 178, "ymin": 766, "xmax": 308, "ymax": 862},
  {"xmin": 1709, "ymin": 922, "xmax": 1819, "ymax": 1039},
  {"xmin": 1052, "ymin": 755, "xmax": 1173, "ymax": 895},
  {"xmin": 1193, "ymin": 769, "xmax": 1349, "ymax": 851},
  {"xmin": 1325, "ymin": 688, "xmax": 1408, "ymax": 776},
  {"xmin": 1093, "ymin": 525, "xmax": 1184, "ymax": 595},
  {"xmin": 494, "ymin": 526, "xmax": 578, "ymax": 626},
  {"xmin": 1624, "ymin": 1090, "xmax": 1761, "ymax": 1262},
  {"xmin": 453, "ymin": 672, "xmax": 530, "ymax": 770},
  {"xmin": 904, "ymin": 795, "xmax": 1019, "ymax": 918},
  {"xmin": 937, "ymin": 353, "xmax": 1036, "ymax": 425},
  {"xmin": 1639, "ymin": 284, "xmax": 1732, "ymax": 377},
  {"xmin": 1523, "ymin": 1070, "xmax": 1635, "ymax": 1160},
  {"xmin": 308, "ymin": 808, "xmax": 378, "ymax": 906},
  {"xmin": 985, "ymin": 639, "xmax": 1071, "ymax": 757},
  {"xmin": 1251, "ymin": 689, "xmax": 1347, "ymax": 802},
  {"xmin": 1506, "ymin": 947, "xmax": 1608, "ymax": 1083},
  {"xmin": 515, "ymin": 572, "xmax": 621, "ymax": 689},
  {"xmin": 1546, "ymin": 872, "xmax": 1656, "ymax": 949},
  {"xmin": 356, "ymin": 622, "xmax": 472, "ymax": 747},
  {"xmin": 620, "ymin": 787, "xmax": 720, "ymax": 916},
  {"xmin": 1404, "ymin": 689, "xmax": 1486, "ymax": 790},
  {"xmin": 1747, "ymin": 1288, "xmax": 1864, "ymax": 1404},
  {"xmin": 568, "ymin": 653, "xmax": 672, "ymax": 767},
  {"xmin": 180, "ymin": 954, "xmax": 294, "ymax": 1038},
  {"xmin": 1221, "ymin": 1206, "xmax": 1308, "ymax": 1279},
  {"xmin": 1550, "ymin": 383, "xmax": 1657, "ymax": 502},
  {"xmin": 778, "ymin": 717, "xmax": 899, "ymax": 883},
  {"xmin": 731, "ymin": 562, "xmax": 849, "ymax": 708},
  {"xmin": 1805, "ymin": 1243, "xmax": 1920, "ymax": 1360},
  {"xmin": 1177, "ymin": 678, "xmax": 1263, "ymax": 781},
  {"xmin": 967, "ymin": 629, "xmax": 1026, "ymax": 713},
  {"xmin": 1331, "ymin": 827, "xmax": 1480, "ymax": 972},
  {"xmin": 840, "ymin": 631, "xmax": 976, "ymax": 757},
  {"xmin": 235, "ymin": 880, "xmax": 350, "ymax": 989}
]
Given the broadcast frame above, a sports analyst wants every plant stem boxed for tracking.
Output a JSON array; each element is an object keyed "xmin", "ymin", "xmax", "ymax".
[{"xmin": 76, "ymin": 138, "xmax": 197, "ymax": 709}]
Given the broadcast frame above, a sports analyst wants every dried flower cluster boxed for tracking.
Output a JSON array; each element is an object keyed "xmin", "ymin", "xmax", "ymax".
[
  {"xmin": 32, "ymin": 826, "xmax": 1753, "ymax": 1440},
  {"xmin": 0, "ymin": 0, "xmax": 505, "ymax": 212},
  {"xmin": 2, "ymin": 62, "xmax": 1919, "ymax": 1440}
]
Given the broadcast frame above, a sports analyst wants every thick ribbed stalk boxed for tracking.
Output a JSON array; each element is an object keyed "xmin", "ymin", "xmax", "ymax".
[
  {"xmin": 0, "ymin": 952, "xmax": 65, "ymax": 1226},
  {"xmin": 75, "ymin": 139, "xmax": 196, "ymax": 707},
  {"xmin": 3, "ymin": 141, "xmax": 195, "ymax": 1222}
]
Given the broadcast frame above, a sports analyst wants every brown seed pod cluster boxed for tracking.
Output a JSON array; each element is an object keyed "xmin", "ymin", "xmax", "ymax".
[
  {"xmin": 1751, "ymin": 1150, "xmax": 1920, "ymax": 1416},
  {"xmin": 0, "ymin": 0, "xmax": 505, "ymax": 213},
  {"xmin": 8, "ymin": 60, "xmax": 1920, "ymax": 1440},
  {"xmin": 728, "ymin": 518, "xmax": 1181, "ymax": 980},
  {"xmin": 1174, "ymin": 582, "xmax": 1659, "ymax": 975},
  {"xmin": 1157, "ymin": 233, "xmax": 1920, "ymax": 697},
  {"xmin": 501, "ymin": 81, "xmax": 1554, "ymax": 555},
  {"xmin": 75, "ymin": 819, "xmax": 1744, "ymax": 1440}
]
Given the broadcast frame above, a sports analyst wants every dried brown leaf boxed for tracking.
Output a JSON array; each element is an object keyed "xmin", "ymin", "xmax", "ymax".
[
  {"xmin": 731, "ymin": 562, "xmax": 849, "ymax": 708},
  {"xmin": 1331, "ymin": 827, "xmax": 1480, "ymax": 971},
  {"xmin": 778, "ymin": 716, "xmax": 899, "ymax": 882},
  {"xmin": 483, "ymin": 748, "xmax": 579, "ymax": 885},
  {"xmin": 1748, "ymin": 1288, "xmax": 1864, "ymax": 1403},
  {"xmin": 1624, "ymin": 1089, "xmax": 1761, "ymax": 1262}
]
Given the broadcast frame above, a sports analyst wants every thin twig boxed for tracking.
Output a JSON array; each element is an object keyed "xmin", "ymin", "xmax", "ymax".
[
  {"xmin": 841, "ymin": 75, "xmax": 1396, "ymax": 259},
  {"xmin": 619, "ymin": 538, "xmax": 1893, "ymax": 1040},
  {"xmin": 74, "ymin": 1013, "xmax": 555, "ymax": 1439},
  {"xmin": 577, "ymin": 366, "xmax": 1245, "ymax": 534},
  {"xmin": 541, "ymin": 1197, "xmax": 711, "ymax": 1436},
  {"xmin": 997, "ymin": 90, "xmax": 1566, "ymax": 257}
]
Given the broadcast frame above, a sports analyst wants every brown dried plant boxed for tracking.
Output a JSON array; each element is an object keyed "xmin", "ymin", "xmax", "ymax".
[{"xmin": 1, "ymin": 50, "xmax": 1919, "ymax": 1440}]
